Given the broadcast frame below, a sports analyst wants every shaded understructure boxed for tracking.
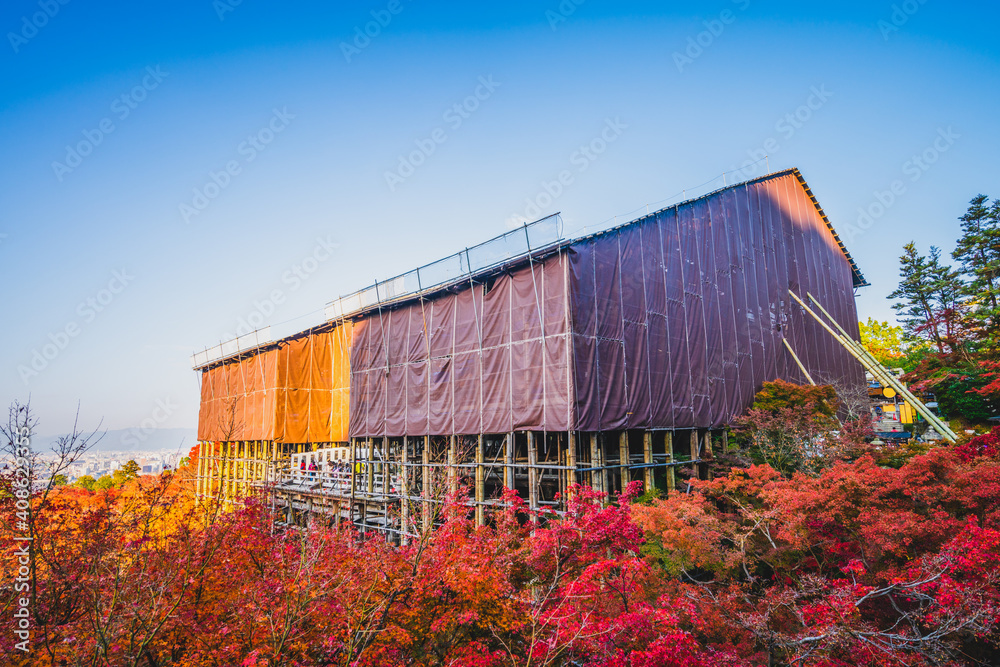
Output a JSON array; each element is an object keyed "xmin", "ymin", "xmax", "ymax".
[{"xmin": 193, "ymin": 169, "xmax": 867, "ymax": 538}]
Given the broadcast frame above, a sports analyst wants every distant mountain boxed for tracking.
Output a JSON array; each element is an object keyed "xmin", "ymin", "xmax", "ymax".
[{"xmin": 30, "ymin": 428, "xmax": 197, "ymax": 454}]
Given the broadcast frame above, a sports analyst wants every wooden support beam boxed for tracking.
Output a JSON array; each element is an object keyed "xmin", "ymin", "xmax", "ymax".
[
  {"xmin": 690, "ymin": 430, "xmax": 700, "ymax": 481},
  {"xmin": 422, "ymin": 435, "xmax": 431, "ymax": 532},
  {"xmin": 527, "ymin": 432, "xmax": 539, "ymax": 513},
  {"xmin": 350, "ymin": 438, "xmax": 357, "ymax": 499},
  {"xmin": 366, "ymin": 438, "xmax": 374, "ymax": 496},
  {"xmin": 665, "ymin": 432, "xmax": 676, "ymax": 491},
  {"xmin": 619, "ymin": 431, "xmax": 629, "ymax": 492},
  {"xmin": 702, "ymin": 431, "xmax": 714, "ymax": 481},
  {"xmin": 401, "ymin": 436, "xmax": 410, "ymax": 543},
  {"xmin": 448, "ymin": 435, "xmax": 458, "ymax": 495},
  {"xmin": 475, "ymin": 434, "xmax": 485, "ymax": 527},
  {"xmin": 566, "ymin": 431, "xmax": 577, "ymax": 501},
  {"xmin": 589, "ymin": 433, "xmax": 600, "ymax": 493},
  {"xmin": 643, "ymin": 431, "xmax": 654, "ymax": 493},
  {"xmin": 504, "ymin": 433, "xmax": 514, "ymax": 490}
]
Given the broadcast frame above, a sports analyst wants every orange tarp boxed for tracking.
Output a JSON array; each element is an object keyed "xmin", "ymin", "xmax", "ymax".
[{"xmin": 196, "ymin": 322, "xmax": 353, "ymax": 443}]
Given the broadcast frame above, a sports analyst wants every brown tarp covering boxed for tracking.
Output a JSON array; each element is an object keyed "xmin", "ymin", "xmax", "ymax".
[
  {"xmin": 349, "ymin": 253, "xmax": 572, "ymax": 437},
  {"xmin": 348, "ymin": 171, "xmax": 862, "ymax": 438},
  {"xmin": 197, "ymin": 322, "xmax": 353, "ymax": 443},
  {"xmin": 569, "ymin": 171, "xmax": 862, "ymax": 431}
]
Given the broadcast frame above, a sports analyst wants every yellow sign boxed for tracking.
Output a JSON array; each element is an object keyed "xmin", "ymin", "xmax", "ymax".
[
  {"xmin": 882, "ymin": 387, "xmax": 897, "ymax": 398},
  {"xmin": 883, "ymin": 404, "xmax": 896, "ymax": 413}
]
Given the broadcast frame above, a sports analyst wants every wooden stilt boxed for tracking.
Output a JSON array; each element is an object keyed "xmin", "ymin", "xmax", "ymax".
[
  {"xmin": 475, "ymin": 434, "xmax": 485, "ymax": 527},
  {"xmin": 448, "ymin": 435, "xmax": 458, "ymax": 495},
  {"xmin": 366, "ymin": 437, "xmax": 374, "ymax": 496},
  {"xmin": 527, "ymin": 432, "xmax": 539, "ymax": 513},
  {"xmin": 665, "ymin": 432, "xmax": 675, "ymax": 491},
  {"xmin": 504, "ymin": 432, "xmax": 514, "ymax": 490},
  {"xmin": 588, "ymin": 433, "xmax": 597, "ymax": 490},
  {"xmin": 619, "ymin": 431, "xmax": 629, "ymax": 492},
  {"xmin": 422, "ymin": 435, "xmax": 431, "ymax": 532},
  {"xmin": 566, "ymin": 431, "xmax": 577, "ymax": 501},
  {"xmin": 401, "ymin": 436, "xmax": 410, "ymax": 543},
  {"xmin": 643, "ymin": 431, "xmax": 654, "ymax": 493},
  {"xmin": 703, "ymin": 431, "xmax": 714, "ymax": 480}
]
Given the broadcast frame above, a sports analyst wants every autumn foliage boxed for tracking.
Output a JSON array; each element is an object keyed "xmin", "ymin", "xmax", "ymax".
[{"xmin": 3, "ymin": 437, "xmax": 1000, "ymax": 666}]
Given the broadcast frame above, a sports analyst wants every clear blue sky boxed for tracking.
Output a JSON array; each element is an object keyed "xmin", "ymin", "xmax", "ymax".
[{"xmin": 2, "ymin": 0, "xmax": 998, "ymax": 434}]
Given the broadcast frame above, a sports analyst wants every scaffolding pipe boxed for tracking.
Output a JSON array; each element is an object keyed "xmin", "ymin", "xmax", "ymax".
[
  {"xmin": 787, "ymin": 290, "xmax": 955, "ymax": 442},
  {"xmin": 781, "ymin": 338, "xmax": 816, "ymax": 385},
  {"xmin": 803, "ymin": 291, "xmax": 957, "ymax": 442}
]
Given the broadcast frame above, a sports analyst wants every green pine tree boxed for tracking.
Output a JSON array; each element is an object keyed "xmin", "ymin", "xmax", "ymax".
[
  {"xmin": 952, "ymin": 194, "xmax": 1000, "ymax": 348},
  {"xmin": 888, "ymin": 242, "xmax": 947, "ymax": 351}
]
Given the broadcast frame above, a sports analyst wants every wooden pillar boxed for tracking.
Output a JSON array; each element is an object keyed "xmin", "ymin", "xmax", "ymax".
[
  {"xmin": 589, "ymin": 432, "xmax": 599, "ymax": 491},
  {"xmin": 504, "ymin": 433, "xmax": 514, "ymax": 490},
  {"xmin": 689, "ymin": 430, "xmax": 700, "ymax": 482},
  {"xmin": 422, "ymin": 435, "xmax": 431, "ymax": 532},
  {"xmin": 195, "ymin": 445, "xmax": 204, "ymax": 498},
  {"xmin": 448, "ymin": 435, "xmax": 458, "ymax": 496},
  {"xmin": 350, "ymin": 438, "xmax": 357, "ymax": 498},
  {"xmin": 475, "ymin": 434, "xmax": 485, "ymax": 527},
  {"xmin": 401, "ymin": 436, "xmax": 410, "ymax": 543},
  {"xmin": 703, "ymin": 431, "xmax": 714, "ymax": 480},
  {"xmin": 619, "ymin": 431, "xmax": 629, "ymax": 492},
  {"xmin": 566, "ymin": 431, "xmax": 577, "ymax": 501},
  {"xmin": 366, "ymin": 438, "xmax": 375, "ymax": 496},
  {"xmin": 643, "ymin": 431, "xmax": 654, "ymax": 493},
  {"xmin": 527, "ymin": 432, "xmax": 539, "ymax": 512},
  {"xmin": 665, "ymin": 432, "xmax": 676, "ymax": 491}
]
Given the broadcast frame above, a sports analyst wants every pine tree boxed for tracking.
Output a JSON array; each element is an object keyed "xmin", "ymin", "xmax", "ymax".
[
  {"xmin": 889, "ymin": 243, "xmax": 943, "ymax": 351},
  {"xmin": 888, "ymin": 243, "xmax": 966, "ymax": 356},
  {"xmin": 952, "ymin": 194, "xmax": 1000, "ymax": 347}
]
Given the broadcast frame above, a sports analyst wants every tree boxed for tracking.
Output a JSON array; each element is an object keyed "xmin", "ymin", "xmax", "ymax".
[
  {"xmin": 953, "ymin": 194, "xmax": 1000, "ymax": 347},
  {"xmin": 93, "ymin": 475, "xmax": 115, "ymax": 490},
  {"xmin": 731, "ymin": 381, "xmax": 845, "ymax": 475},
  {"xmin": 888, "ymin": 243, "xmax": 968, "ymax": 358},
  {"xmin": 633, "ymin": 445, "xmax": 1000, "ymax": 666},
  {"xmin": 51, "ymin": 474, "xmax": 67, "ymax": 487},
  {"xmin": 74, "ymin": 475, "xmax": 96, "ymax": 491},
  {"xmin": 112, "ymin": 460, "xmax": 141, "ymax": 488},
  {"xmin": 858, "ymin": 317, "xmax": 929, "ymax": 372}
]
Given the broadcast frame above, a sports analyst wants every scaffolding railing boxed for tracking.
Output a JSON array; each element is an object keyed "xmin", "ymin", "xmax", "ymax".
[
  {"xmin": 324, "ymin": 214, "xmax": 563, "ymax": 321},
  {"xmin": 191, "ymin": 327, "xmax": 272, "ymax": 370}
]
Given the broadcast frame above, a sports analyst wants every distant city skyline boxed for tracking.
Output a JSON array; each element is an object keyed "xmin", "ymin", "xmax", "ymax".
[{"xmin": 2, "ymin": 1, "xmax": 998, "ymax": 433}]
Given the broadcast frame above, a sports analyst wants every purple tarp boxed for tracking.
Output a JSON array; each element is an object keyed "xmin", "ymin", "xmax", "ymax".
[{"xmin": 349, "ymin": 171, "xmax": 864, "ymax": 437}]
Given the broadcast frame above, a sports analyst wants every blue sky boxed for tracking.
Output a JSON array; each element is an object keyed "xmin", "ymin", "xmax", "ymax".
[{"xmin": 2, "ymin": 0, "xmax": 998, "ymax": 434}]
